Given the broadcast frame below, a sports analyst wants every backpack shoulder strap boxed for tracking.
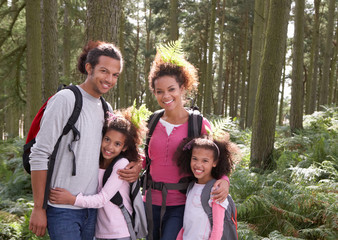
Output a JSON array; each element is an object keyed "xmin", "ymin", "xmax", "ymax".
[
  {"xmin": 102, "ymin": 154, "xmax": 124, "ymax": 187},
  {"xmin": 186, "ymin": 181, "xmax": 195, "ymax": 195},
  {"xmin": 63, "ymin": 85, "xmax": 82, "ymax": 135},
  {"xmin": 144, "ymin": 109, "xmax": 165, "ymax": 164},
  {"xmin": 103, "ymin": 155, "xmax": 138, "ymax": 240},
  {"xmin": 187, "ymin": 109, "xmax": 203, "ymax": 138},
  {"xmin": 201, "ymin": 178, "xmax": 217, "ymax": 228},
  {"xmin": 100, "ymin": 96, "xmax": 109, "ymax": 119}
]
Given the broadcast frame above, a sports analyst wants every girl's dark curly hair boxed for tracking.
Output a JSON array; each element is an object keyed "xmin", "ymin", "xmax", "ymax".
[
  {"xmin": 99, "ymin": 107, "xmax": 145, "ymax": 167},
  {"xmin": 148, "ymin": 51, "xmax": 198, "ymax": 93},
  {"xmin": 175, "ymin": 135, "xmax": 234, "ymax": 180}
]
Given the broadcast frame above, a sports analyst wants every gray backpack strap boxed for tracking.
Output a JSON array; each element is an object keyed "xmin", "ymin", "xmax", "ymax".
[
  {"xmin": 112, "ymin": 192, "xmax": 137, "ymax": 240},
  {"xmin": 187, "ymin": 109, "xmax": 203, "ymax": 138},
  {"xmin": 201, "ymin": 179, "xmax": 217, "ymax": 227},
  {"xmin": 201, "ymin": 179, "xmax": 239, "ymax": 240},
  {"xmin": 222, "ymin": 195, "xmax": 238, "ymax": 240}
]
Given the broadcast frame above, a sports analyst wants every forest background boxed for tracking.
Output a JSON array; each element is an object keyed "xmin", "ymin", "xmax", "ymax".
[{"xmin": 0, "ymin": 0, "xmax": 337, "ymax": 239}]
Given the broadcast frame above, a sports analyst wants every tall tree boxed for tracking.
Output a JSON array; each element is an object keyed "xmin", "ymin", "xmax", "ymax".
[
  {"xmin": 41, "ymin": 0, "xmax": 58, "ymax": 102},
  {"xmin": 216, "ymin": 0, "xmax": 226, "ymax": 115},
  {"xmin": 144, "ymin": 0, "xmax": 154, "ymax": 110},
  {"xmin": 240, "ymin": 10, "xmax": 249, "ymax": 129},
  {"xmin": 318, "ymin": 0, "xmax": 335, "ymax": 108},
  {"xmin": 279, "ymin": 44, "xmax": 287, "ymax": 126},
  {"xmin": 118, "ymin": 6, "xmax": 126, "ymax": 109},
  {"xmin": 305, "ymin": 0, "xmax": 321, "ymax": 114},
  {"xmin": 62, "ymin": 0, "xmax": 71, "ymax": 83},
  {"xmin": 25, "ymin": 0, "xmax": 42, "ymax": 133},
  {"xmin": 204, "ymin": 0, "xmax": 216, "ymax": 115},
  {"xmin": 290, "ymin": 0, "xmax": 305, "ymax": 133},
  {"xmin": 86, "ymin": 0, "xmax": 120, "ymax": 105},
  {"xmin": 250, "ymin": 0, "xmax": 291, "ymax": 170},
  {"xmin": 169, "ymin": 0, "xmax": 179, "ymax": 40},
  {"xmin": 328, "ymin": 23, "xmax": 337, "ymax": 104},
  {"xmin": 246, "ymin": 0, "xmax": 265, "ymax": 128}
]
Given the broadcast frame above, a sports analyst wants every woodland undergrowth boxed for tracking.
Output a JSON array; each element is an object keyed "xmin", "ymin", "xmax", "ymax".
[{"xmin": 0, "ymin": 107, "xmax": 337, "ymax": 239}]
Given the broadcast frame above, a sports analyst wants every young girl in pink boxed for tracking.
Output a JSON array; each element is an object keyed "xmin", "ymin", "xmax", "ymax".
[
  {"xmin": 49, "ymin": 108, "xmax": 145, "ymax": 240},
  {"xmin": 175, "ymin": 135, "xmax": 236, "ymax": 240}
]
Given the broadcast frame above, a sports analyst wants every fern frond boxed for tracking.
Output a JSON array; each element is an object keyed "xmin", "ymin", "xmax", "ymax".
[
  {"xmin": 157, "ymin": 40, "xmax": 185, "ymax": 67},
  {"xmin": 298, "ymin": 226, "xmax": 337, "ymax": 240}
]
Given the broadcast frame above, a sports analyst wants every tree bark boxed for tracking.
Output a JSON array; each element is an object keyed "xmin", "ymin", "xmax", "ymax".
[
  {"xmin": 41, "ymin": 0, "xmax": 58, "ymax": 102},
  {"xmin": 62, "ymin": 0, "xmax": 71, "ymax": 83},
  {"xmin": 144, "ymin": 1, "xmax": 154, "ymax": 111},
  {"xmin": 318, "ymin": 0, "xmax": 335, "ymax": 108},
  {"xmin": 118, "ymin": 7, "xmax": 126, "ymax": 109},
  {"xmin": 25, "ymin": 0, "xmax": 42, "ymax": 134},
  {"xmin": 204, "ymin": 0, "xmax": 216, "ymax": 115},
  {"xmin": 250, "ymin": 0, "xmax": 291, "ymax": 170},
  {"xmin": 246, "ymin": 0, "xmax": 265, "ymax": 128},
  {"xmin": 305, "ymin": 0, "xmax": 321, "ymax": 114},
  {"xmin": 290, "ymin": 0, "xmax": 304, "ymax": 133},
  {"xmin": 240, "ymin": 11, "xmax": 249, "ymax": 129},
  {"xmin": 328, "ymin": 23, "xmax": 337, "ymax": 104},
  {"xmin": 169, "ymin": 0, "xmax": 179, "ymax": 40},
  {"xmin": 86, "ymin": 0, "xmax": 120, "ymax": 106},
  {"xmin": 216, "ymin": 0, "xmax": 226, "ymax": 115}
]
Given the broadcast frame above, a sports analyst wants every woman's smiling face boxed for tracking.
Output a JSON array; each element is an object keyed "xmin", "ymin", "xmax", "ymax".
[{"xmin": 153, "ymin": 75, "xmax": 185, "ymax": 112}]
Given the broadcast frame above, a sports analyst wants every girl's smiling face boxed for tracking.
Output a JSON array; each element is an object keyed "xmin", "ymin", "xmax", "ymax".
[
  {"xmin": 190, "ymin": 147, "xmax": 217, "ymax": 184},
  {"xmin": 101, "ymin": 129, "xmax": 127, "ymax": 163}
]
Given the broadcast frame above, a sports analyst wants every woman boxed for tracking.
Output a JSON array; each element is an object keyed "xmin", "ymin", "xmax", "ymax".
[{"xmin": 142, "ymin": 41, "xmax": 230, "ymax": 240}]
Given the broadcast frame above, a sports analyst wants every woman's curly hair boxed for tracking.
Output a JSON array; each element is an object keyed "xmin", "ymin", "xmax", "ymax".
[
  {"xmin": 174, "ymin": 135, "xmax": 238, "ymax": 180},
  {"xmin": 148, "ymin": 51, "xmax": 198, "ymax": 93},
  {"xmin": 99, "ymin": 107, "xmax": 146, "ymax": 166}
]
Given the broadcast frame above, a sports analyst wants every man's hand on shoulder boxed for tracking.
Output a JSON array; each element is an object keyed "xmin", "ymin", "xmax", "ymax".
[{"xmin": 117, "ymin": 160, "xmax": 142, "ymax": 183}]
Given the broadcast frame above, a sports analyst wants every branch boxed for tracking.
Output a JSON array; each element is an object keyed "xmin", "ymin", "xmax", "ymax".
[{"xmin": 0, "ymin": 2, "xmax": 25, "ymax": 48}]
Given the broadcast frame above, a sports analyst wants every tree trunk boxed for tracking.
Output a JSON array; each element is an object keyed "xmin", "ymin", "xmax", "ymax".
[
  {"xmin": 328, "ymin": 23, "xmax": 337, "ymax": 104},
  {"xmin": 290, "ymin": 0, "xmax": 304, "ymax": 133},
  {"xmin": 145, "ymin": 1, "xmax": 153, "ymax": 110},
  {"xmin": 216, "ymin": 0, "xmax": 226, "ymax": 115},
  {"xmin": 86, "ymin": 0, "xmax": 120, "ymax": 105},
  {"xmin": 62, "ymin": 0, "xmax": 71, "ymax": 83},
  {"xmin": 222, "ymin": 59, "xmax": 230, "ymax": 117},
  {"xmin": 246, "ymin": 0, "xmax": 265, "ymax": 128},
  {"xmin": 318, "ymin": 0, "xmax": 335, "ymax": 108},
  {"xmin": 229, "ymin": 54, "xmax": 236, "ymax": 118},
  {"xmin": 305, "ymin": 0, "xmax": 321, "ymax": 114},
  {"xmin": 169, "ymin": 0, "xmax": 179, "ymax": 40},
  {"xmin": 250, "ymin": 0, "xmax": 291, "ymax": 170},
  {"xmin": 25, "ymin": 0, "xmax": 42, "ymax": 134},
  {"xmin": 240, "ymin": 11, "xmax": 249, "ymax": 129},
  {"xmin": 204, "ymin": 0, "xmax": 216, "ymax": 115},
  {"xmin": 118, "ymin": 7, "xmax": 126, "ymax": 109},
  {"xmin": 41, "ymin": 0, "xmax": 58, "ymax": 102},
  {"xmin": 235, "ymin": 44, "xmax": 241, "ymax": 118},
  {"xmin": 132, "ymin": 13, "xmax": 140, "ymax": 106},
  {"xmin": 279, "ymin": 46, "xmax": 287, "ymax": 126}
]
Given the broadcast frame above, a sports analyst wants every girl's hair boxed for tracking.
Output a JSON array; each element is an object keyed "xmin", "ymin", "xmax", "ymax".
[
  {"xmin": 77, "ymin": 40, "xmax": 123, "ymax": 75},
  {"xmin": 99, "ymin": 107, "xmax": 144, "ymax": 166},
  {"xmin": 175, "ymin": 135, "xmax": 236, "ymax": 180},
  {"xmin": 148, "ymin": 50, "xmax": 198, "ymax": 93}
]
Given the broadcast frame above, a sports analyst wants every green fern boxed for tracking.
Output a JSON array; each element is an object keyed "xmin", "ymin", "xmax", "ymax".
[{"xmin": 157, "ymin": 40, "xmax": 186, "ymax": 67}]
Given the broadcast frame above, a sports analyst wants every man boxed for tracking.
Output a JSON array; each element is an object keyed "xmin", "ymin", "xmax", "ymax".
[{"xmin": 29, "ymin": 41, "xmax": 140, "ymax": 239}]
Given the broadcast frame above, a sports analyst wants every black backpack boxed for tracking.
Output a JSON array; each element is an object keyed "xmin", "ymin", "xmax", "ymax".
[
  {"xmin": 142, "ymin": 108, "xmax": 203, "ymax": 240},
  {"xmin": 102, "ymin": 155, "xmax": 148, "ymax": 240},
  {"xmin": 187, "ymin": 179, "xmax": 238, "ymax": 240},
  {"xmin": 22, "ymin": 85, "xmax": 109, "ymax": 209}
]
